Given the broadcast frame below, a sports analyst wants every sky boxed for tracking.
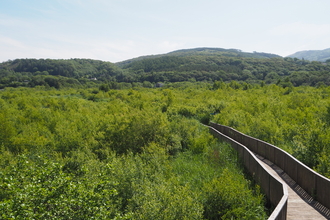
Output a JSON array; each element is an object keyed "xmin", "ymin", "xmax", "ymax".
[{"xmin": 1, "ymin": 0, "xmax": 330, "ymax": 63}]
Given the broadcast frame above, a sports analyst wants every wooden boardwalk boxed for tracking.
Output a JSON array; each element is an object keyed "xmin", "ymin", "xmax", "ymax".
[{"xmin": 255, "ymin": 154, "xmax": 330, "ymax": 220}]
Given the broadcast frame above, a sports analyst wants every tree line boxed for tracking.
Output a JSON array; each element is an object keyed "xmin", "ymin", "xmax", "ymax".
[{"xmin": 1, "ymin": 50, "xmax": 330, "ymax": 89}]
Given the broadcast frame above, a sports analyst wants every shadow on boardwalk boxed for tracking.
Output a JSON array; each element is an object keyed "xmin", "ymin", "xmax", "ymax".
[{"xmin": 256, "ymin": 154, "xmax": 330, "ymax": 220}]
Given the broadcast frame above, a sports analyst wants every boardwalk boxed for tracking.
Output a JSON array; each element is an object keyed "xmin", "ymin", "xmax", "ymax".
[
  {"xmin": 255, "ymin": 154, "xmax": 330, "ymax": 220},
  {"xmin": 209, "ymin": 122, "xmax": 330, "ymax": 219}
]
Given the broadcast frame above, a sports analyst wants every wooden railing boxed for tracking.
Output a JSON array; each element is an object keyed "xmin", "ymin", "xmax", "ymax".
[
  {"xmin": 209, "ymin": 122, "xmax": 288, "ymax": 220},
  {"xmin": 209, "ymin": 122, "xmax": 330, "ymax": 219}
]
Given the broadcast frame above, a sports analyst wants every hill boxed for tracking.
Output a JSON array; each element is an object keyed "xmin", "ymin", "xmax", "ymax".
[
  {"xmin": 118, "ymin": 48, "xmax": 330, "ymax": 86},
  {"xmin": 116, "ymin": 47, "xmax": 281, "ymax": 67},
  {"xmin": 287, "ymin": 48, "xmax": 330, "ymax": 62},
  {"xmin": 167, "ymin": 47, "xmax": 281, "ymax": 58},
  {"xmin": 1, "ymin": 47, "xmax": 330, "ymax": 89},
  {"xmin": 0, "ymin": 58, "xmax": 125, "ymax": 88}
]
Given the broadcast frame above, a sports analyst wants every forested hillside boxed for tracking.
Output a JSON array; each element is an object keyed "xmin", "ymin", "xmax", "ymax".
[
  {"xmin": 1, "ymin": 48, "xmax": 330, "ymax": 89},
  {"xmin": 116, "ymin": 47, "xmax": 281, "ymax": 67},
  {"xmin": 0, "ymin": 58, "xmax": 124, "ymax": 89},
  {"xmin": 287, "ymin": 48, "xmax": 330, "ymax": 62},
  {"xmin": 119, "ymin": 53, "xmax": 330, "ymax": 86}
]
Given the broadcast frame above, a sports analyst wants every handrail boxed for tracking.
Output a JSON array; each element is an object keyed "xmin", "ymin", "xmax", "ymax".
[
  {"xmin": 208, "ymin": 123, "xmax": 288, "ymax": 220},
  {"xmin": 210, "ymin": 122, "xmax": 330, "ymax": 214}
]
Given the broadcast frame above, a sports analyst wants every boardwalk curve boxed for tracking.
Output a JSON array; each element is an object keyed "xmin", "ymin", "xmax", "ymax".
[
  {"xmin": 257, "ymin": 155, "xmax": 330, "ymax": 219},
  {"xmin": 209, "ymin": 122, "xmax": 330, "ymax": 220}
]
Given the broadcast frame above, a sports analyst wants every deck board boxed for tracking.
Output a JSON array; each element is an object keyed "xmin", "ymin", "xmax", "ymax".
[{"xmin": 255, "ymin": 154, "xmax": 330, "ymax": 220}]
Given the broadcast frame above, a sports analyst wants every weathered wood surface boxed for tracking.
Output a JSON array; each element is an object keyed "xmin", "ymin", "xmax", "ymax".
[
  {"xmin": 209, "ymin": 122, "xmax": 330, "ymax": 219},
  {"xmin": 256, "ymin": 155, "xmax": 330, "ymax": 220}
]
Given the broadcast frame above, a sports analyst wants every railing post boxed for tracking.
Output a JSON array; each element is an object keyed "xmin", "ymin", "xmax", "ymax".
[
  {"xmin": 209, "ymin": 122, "xmax": 330, "ymax": 213},
  {"xmin": 208, "ymin": 123, "xmax": 288, "ymax": 220}
]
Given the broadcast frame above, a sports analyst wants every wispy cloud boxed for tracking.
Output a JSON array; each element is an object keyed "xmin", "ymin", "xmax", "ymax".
[
  {"xmin": 0, "ymin": 14, "xmax": 34, "ymax": 28},
  {"xmin": 1, "ymin": 0, "xmax": 330, "ymax": 62},
  {"xmin": 0, "ymin": 36, "xmax": 26, "ymax": 48}
]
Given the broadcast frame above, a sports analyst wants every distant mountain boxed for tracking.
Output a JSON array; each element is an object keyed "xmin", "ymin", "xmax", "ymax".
[
  {"xmin": 116, "ymin": 47, "xmax": 281, "ymax": 67},
  {"xmin": 167, "ymin": 47, "xmax": 281, "ymax": 58},
  {"xmin": 2, "ymin": 47, "xmax": 330, "ymax": 89},
  {"xmin": 287, "ymin": 48, "xmax": 330, "ymax": 62}
]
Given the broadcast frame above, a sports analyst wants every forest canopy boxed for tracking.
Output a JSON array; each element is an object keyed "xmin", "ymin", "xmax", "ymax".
[{"xmin": 1, "ymin": 48, "xmax": 330, "ymax": 89}]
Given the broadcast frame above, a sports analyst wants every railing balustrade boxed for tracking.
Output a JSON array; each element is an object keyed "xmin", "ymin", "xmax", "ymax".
[{"xmin": 209, "ymin": 122, "xmax": 330, "ymax": 218}]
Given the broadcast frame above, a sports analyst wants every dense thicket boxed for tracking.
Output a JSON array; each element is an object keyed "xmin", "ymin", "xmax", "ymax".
[
  {"xmin": 210, "ymin": 84, "xmax": 330, "ymax": 177},
  {"xmin": 0, "ymin": 86, "xmax": 268, "ymax": 219},
  {"xmin": 1, "ymin": 48, "xmax": 330, "ymax": 89},
  {"xmin": 2, "ymin": 82, "xmax": 330, "ymax": 218}
]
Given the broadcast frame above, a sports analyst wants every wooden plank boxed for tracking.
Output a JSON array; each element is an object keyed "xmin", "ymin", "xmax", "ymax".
[{"xmin": 256, "ymin": 155, "xmax": 330, "ymax": 220}]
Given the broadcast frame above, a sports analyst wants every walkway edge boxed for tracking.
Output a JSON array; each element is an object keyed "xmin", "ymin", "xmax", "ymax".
[
  {"xmin": 209, "ymin": 122, "xmax": 330, "ymax": 211},
  {"xmin": 208, "ymin": 125, "xmax": 288, "ymax": 220}
]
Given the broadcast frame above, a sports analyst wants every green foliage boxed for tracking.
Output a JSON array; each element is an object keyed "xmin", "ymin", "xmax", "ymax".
[
  {"xmin": 2, "ymin": 48, "xmax": 330, "ymax": 89},
  {"xmin": 3, "ymin": 84, "xmax": 330, "ymax": 180},
  {"xmin": 287, "ymin": 48, "xmax": 330, "ymax": 62},
  {"xmin": 3, "ymin": 74, "xmax": 330, "ymax": 219},
  {"xmin": 212, "ymin": 85, "xmax": 330, "ymax": 175},
  {"xmin": 0, "ymin": 86, "xmax": 268, "ymax": 219},
  {"xmin": 0, "ymin": 153, "xmax": 132, "ymax": 219},
  {"xmin": 203, "ymin": 169, "xmax": 266, "ymax": 220},
  {"xmin": 5, "ymin": 82, "xmax": 330, "ymax": 218},
  {"xmin": 119, "ymin": 49, "xmax": 330, "ymax": 85},
  {"xmin": 100, "ymin": 110, "xmax": 169, "ymax": 154}
]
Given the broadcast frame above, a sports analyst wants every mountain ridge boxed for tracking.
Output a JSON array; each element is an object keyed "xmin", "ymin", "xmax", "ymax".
[
  {"xmin": 1, "ymin": 47, "xmax": 330, "ymax": 89},
  {"xmin": 116, "ymin": 47, "xmax": 281, "ymax": 67},
  {"xmin": 287, "ymin": 48, "xmax": 330, "ymax": 62}
]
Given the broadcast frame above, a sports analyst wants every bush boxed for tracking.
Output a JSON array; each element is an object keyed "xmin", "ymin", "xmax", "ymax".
[{"xmin": 203, "ymin": 169, "xmax": 266, "ymax": 220}]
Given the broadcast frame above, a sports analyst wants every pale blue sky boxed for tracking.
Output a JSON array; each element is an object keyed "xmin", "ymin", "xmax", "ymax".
[{"xmin": 1, "ymin": 0, "xmax": 330, "ymax": 62}]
